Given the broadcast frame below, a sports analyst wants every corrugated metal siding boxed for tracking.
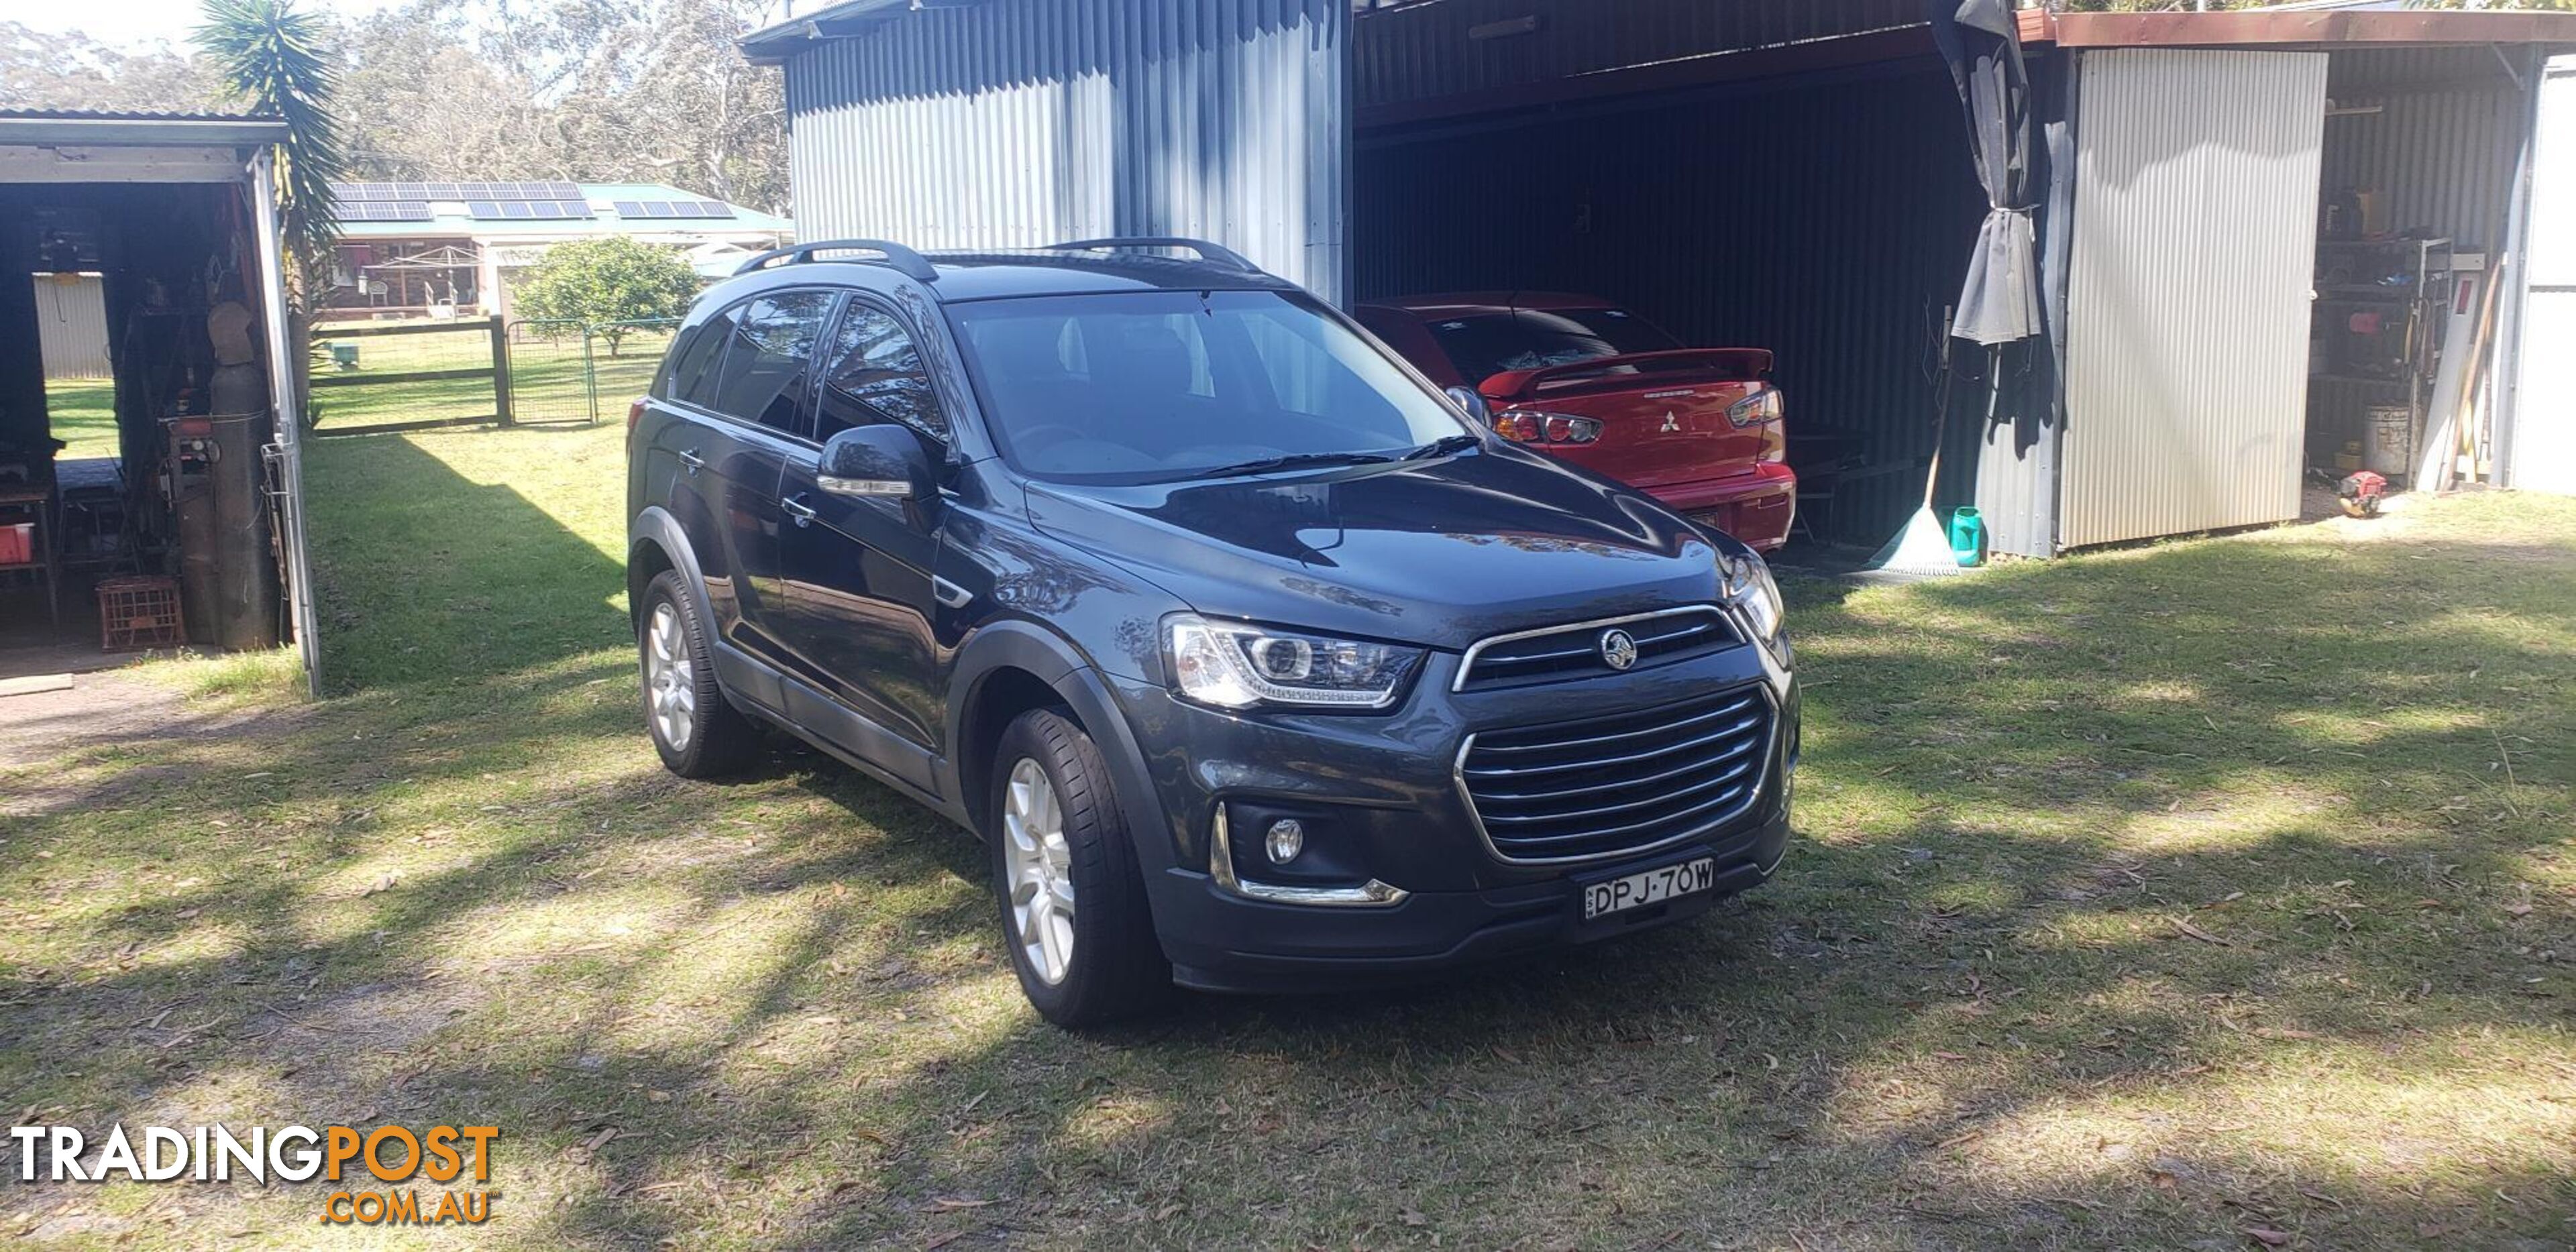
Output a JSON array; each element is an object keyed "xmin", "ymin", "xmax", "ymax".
[
  {"xmin": 2063, "ymin": 50, "xmax": 2328, "ymax": 550},
  {"xmin": 782, "ymin": 0, "xmax": 1350, "ymax": 302},
  {"xmin": 1354, "ymin": 62, "xmax": 1992, "ymax": 549},
  {"xmin": 2510, "ymin": 56, "xmax": 2576, "ymax": 494},
  {"xmin": 31, "ymin": 272, "xmax": 109, "ymax": 380},
  {"xmin": 2323, "ymin": 48, "xmax": 2524, "ymax": 251},
  {"xmin": 1353, "ymin": 0, "xmax": 1921, "ymax": 111}
]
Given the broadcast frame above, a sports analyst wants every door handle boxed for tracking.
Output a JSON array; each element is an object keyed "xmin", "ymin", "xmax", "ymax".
[
  {"xmin": 782, "ymin": 494, "xmax": 818, "ymax": 527},
  {"xmin": 676, "ymin": 449, "xmax": 705, "ymax": 475}
]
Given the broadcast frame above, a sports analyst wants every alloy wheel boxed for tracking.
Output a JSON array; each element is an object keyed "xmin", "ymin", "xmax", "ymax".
[
  {"xmin": 1002, "ymin": 758, "xmax": 1077, "ymax": 985},
  {"xmin": 645, "ymin": 602, "xmax": 696, "ymax": 750}
]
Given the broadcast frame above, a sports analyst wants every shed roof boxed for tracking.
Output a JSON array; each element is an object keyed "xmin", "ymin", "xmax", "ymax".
[
  {"xmin": 0, "ymin": 109, "xmax": 290, "ymax": 148},
  {"xmin": 2020, "ymin": 7, "xmax": 2576, "ymax": 50}
]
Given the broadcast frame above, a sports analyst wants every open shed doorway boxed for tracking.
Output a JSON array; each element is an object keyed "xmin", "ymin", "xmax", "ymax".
[
  {"xmin": 1350, "ymin": 37, "xmax": 2000, "ymax": 557},
  {"xmin": 2305, "ymin": 46, "xmax": 2538, "ymax": 496},
  {"xmin": 0, "ymin": 117, "xmax": 314, "ymax": 684}
]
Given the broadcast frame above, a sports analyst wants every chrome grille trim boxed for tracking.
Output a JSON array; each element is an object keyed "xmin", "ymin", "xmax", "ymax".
[
  {"xmin": 1454, "ymin": 685, "xmax": 1778, "ymax": 867},
  {"xmin": 1452, "ymin": 605, "xmax": 1738, "ymax": 692}
]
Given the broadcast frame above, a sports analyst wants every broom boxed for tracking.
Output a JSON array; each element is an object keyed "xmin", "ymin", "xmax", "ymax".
[{"xmin": 1866, "ymin": 313, "xmax": 1969, "ymax": 577}]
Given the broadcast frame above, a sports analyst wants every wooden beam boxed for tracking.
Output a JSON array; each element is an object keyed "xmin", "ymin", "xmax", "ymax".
[
  {"xmin": 1357, "ymin": 26, "xmax": 1937, "ymax": 132},
  {"xmin": 309, "ymin": 367, "xmax": 494, "ymax": 388},
  {"xmin": 2048, "ymin": 11, "xmax": 2576, "ymax": 50},
  {"xmin": 310, "ymin": 320, "xmax": 496, "ymax": 339}
]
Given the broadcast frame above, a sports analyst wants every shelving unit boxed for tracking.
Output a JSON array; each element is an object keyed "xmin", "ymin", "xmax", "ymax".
[{"xmin": 2307, "ymin": 237, "xmax": 2451, "ymax": 481}]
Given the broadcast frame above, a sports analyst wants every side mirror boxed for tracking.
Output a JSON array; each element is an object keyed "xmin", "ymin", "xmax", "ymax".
[
  {"xmin": 818, "ymin": 424, "xmax": 934, "ymax": 501},
  {"xmin": 1444, "ymin": 386, "xmax": 1491, "ymax": 425}
]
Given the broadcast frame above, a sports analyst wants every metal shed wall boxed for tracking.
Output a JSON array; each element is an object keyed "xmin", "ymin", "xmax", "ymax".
[
  {"xmin": 1354, "ymin": 0, "xmax": 1921, "ymax": 111},
  {"xmin": 1354, "ymin": 62, "xmax": 1996, "ymax": 550},
  {"xmin": 2511, "ymin": 55, "xmax": 2576, "ymax": 494},
  {"xmin": 781, "ymin": 0, "xmax": 1350, "ymax": 302},
  {"xmin": 2323, "ymin": 47, "xmax": 2526, "ymax": 251},
  {"xmin": 2063, "ymin": 49, "xmax": 2328, "ymax": 550},
  {"xmin": 30, "ymin": 272, "xmax": 110, "ymax": 380}
]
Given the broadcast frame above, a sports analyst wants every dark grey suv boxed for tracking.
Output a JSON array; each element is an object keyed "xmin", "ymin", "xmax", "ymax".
[{"xmin": 627, "ymin": 238, "xmax": 1799, "ymax": 1025}]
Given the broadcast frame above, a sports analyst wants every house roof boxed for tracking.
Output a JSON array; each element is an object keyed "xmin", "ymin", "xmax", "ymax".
[{"xmin": 330, "ymin": 181, "xmax": 792, "ymax": 241}]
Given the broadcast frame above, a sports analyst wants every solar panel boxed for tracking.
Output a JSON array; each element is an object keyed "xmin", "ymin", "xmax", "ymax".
[
  {"xmin": 339, "ymin": 201, "xmax": 434, "ymax": 222},
  {"xmin": 338, "ymin": 180, "xmax": 584, "ymax": 203},
  {"xmin": 612, "ymin": 199, "xmax": 736, "ymax": 220},
  {"xmin": 464, "ymin": 199, "xmax": 594, "ymax": 221}
]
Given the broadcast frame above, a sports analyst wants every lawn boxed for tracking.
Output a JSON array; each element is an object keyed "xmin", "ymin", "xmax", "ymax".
[
  {"xmin": 43, "ymin": 377, "xmax": 118, "ymax": 460},
  {"xmin": 2, "ymin": 417, "xmax": 2571, "ymax": 1249}
]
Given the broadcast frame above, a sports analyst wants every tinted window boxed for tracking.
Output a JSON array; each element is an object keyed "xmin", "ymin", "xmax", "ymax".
[
  {"xmin": 666, "ymin": 307, "xmax": 737, "ymax": 408},
  {"xmin": 1427, "ymin": 308, "xmax": 1679, "ymax": 388},
  {"xmin": 948, "ymin": 289, "xmax": 1470, "ymax": 485},
  {"xmin": 710, "ymin": 291, "xmax": 837, "ymax": 435},
  {"xmin": 814, "ymin": 304, "xmax": 949, "ymax": 441}
]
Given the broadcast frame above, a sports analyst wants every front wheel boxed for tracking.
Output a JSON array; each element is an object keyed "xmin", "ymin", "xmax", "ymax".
[{"xmin": 989, "ymin": 709, "xmax": 1170, "ymax": 1027}]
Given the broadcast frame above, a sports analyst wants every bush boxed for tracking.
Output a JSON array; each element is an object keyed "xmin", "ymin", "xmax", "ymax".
[{"xmin": 512, "ymin": 237, "xmax": 698, "ymax": 355}]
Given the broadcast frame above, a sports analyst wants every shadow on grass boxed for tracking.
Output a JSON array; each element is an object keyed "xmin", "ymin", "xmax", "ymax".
[
  {"xmin": 301, "ymin": 431, "xmax": 631, "ymax": 693},
  {"xmin": 3, "ymin": 495, "xmax": 2571, "ymax": 1249}
]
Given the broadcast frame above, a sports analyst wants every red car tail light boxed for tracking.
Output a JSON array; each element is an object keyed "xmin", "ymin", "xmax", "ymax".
[
  {"xmin": 1495, "ymin": 410, "xmax": 1601, "ymax": 445},
  {"xmin": 627, "ymin": 396, "xmax": 649, "ymax": 435}
]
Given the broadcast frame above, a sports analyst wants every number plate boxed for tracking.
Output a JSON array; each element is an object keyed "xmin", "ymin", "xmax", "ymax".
[{"xmin": 1582, "ymin": 857, "xmax": 1718, "ymax": 921}]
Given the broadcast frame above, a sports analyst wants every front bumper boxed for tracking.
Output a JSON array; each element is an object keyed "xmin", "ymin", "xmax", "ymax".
[{"xmin": 1099, "ymin": 639, "xmax": 1800, "ymax": 993}]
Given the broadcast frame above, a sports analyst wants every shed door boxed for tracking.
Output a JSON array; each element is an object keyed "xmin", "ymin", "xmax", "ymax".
[
  {"xmin": 2514, "ymin": 56, "xmax": 2576, "ymax": 495},
  {"xmin": 250, "ymin": 154, "xmax": 323, "ymax": 691},
  {"xmin": 2062, "ymin": 50, "xmax": 2328, "ymax": 549}
]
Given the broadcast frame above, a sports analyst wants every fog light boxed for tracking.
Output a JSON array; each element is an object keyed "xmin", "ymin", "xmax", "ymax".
[{"xmin": 1265, "ymin": 819, "xmax": 1305, "ymax": 865}]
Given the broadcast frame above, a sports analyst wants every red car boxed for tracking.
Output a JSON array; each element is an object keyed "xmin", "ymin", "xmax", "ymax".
[{"xmin": 1356, "ymin": 293, "xmax": 1795, "ymax": 551}]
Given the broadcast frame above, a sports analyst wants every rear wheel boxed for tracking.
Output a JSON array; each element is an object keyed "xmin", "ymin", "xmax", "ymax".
[
  {"xmin": 989, "ymin": 709, "xmax": 1170, "ymax": 1027},
  {"xmin": 639, "ymin": 570, "xmax": 760, "ymax": 778}
]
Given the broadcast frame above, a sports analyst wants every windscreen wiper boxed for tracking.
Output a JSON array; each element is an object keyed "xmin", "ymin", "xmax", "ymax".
[
  {"xmin": 1401, "ymin": 435, "xmax": 1483, "ymax": 461},
  {"xmin": 1189, "ymin": 451, "xmax": 1397, "ymax": 479}
]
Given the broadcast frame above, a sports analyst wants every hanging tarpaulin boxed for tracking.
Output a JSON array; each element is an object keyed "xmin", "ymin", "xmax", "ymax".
[{"xmin": 1928, "ymin": 0, "xmax": 2041, "ymax": 345}]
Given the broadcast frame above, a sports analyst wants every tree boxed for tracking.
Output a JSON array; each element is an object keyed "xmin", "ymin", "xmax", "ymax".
[
  {"xmin": 511, "ymin": 237, "xmax": 700, "ymax": 354},
  {"xmin": 194, "ymin": 0, "xmax": 347, "ymax": 290}
]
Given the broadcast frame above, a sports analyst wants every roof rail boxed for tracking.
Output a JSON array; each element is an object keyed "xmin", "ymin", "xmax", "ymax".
[
  {"xmin": 735, "ymin": 238, "xmax": 940, "ymax": 283},
  {"xmin": 1044, "ymin": 237, "xmax": 1262, "ymax": 275}
]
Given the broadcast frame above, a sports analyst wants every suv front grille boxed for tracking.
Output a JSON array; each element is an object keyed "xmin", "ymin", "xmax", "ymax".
[
  {"xmin": 1454, "ymin": 608, "xmax": 1739, "ymax": 692},
  {"xmin": 1456, "ymin": 686, "xmax": 1774, "ymax": 865}
]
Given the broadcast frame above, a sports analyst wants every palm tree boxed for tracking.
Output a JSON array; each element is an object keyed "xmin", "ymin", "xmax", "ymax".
[{"xmin": 194, "ymin": 0, "xmax": 345, "ymax": 285}]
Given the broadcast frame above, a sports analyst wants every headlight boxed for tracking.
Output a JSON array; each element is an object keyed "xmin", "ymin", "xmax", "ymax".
[
  {"xmin": 1721, "ymin": 549, "xmax": 1784, "ymax": 645},
  {"xmin": 1164, "ymin": 616, "xmax": 1426, "ymax": 710}
]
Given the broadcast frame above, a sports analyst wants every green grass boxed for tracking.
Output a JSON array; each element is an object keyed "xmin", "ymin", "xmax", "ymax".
[
  {"xmin": 2, "ymin": 420, "xmax": 2571, "ymax": 1249},
  {"xmin": 43, "ymin": 377, "xmax": 117, "ymax": 459}
]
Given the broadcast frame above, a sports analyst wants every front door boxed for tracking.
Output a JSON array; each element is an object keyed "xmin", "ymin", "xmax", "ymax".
[{"xmin": 774, "ymin": 298, "xmax": 955, "ymax": 783}]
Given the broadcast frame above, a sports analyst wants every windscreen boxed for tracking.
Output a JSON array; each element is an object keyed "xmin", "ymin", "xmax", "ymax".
[
  {"xmin": 946, "ymin": 289, "xmax": 1470, "ymax": 484},
  {"xmin": 1427, "ymin": 308, "xmax": 1680, "ymax": 388}
]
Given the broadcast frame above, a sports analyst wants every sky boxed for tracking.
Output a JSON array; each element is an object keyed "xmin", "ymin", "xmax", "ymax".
[{"xmin": 0, "ymin": 0, "xmax": 415, "ymax": 51}]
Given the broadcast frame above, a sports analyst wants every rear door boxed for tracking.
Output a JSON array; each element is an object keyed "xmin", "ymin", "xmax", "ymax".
[
  {"xmin": 772, "ymin": 296, "xmax": 951, "ymax": 784},
  {"xmin": 659, "ymin": 290, "xmax": 838, "ymax": 657}
]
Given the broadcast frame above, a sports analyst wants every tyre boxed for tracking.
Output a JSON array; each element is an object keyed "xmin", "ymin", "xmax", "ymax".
[
  {"xmin": 989, "ymin": 709, "xmax": 1171, "ymax": 1027},
  {"xmin": 637, "ymin": 569, "xmax": 761, "ymax": 779}
]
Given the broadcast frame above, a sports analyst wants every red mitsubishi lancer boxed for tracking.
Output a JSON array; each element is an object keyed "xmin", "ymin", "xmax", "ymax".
[{"xmin": 1355, "ymin": 293, "xmax": 1795, "ymax": 551}]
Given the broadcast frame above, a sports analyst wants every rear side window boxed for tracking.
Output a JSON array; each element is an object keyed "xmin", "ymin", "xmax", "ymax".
[
  {"xmin": 710, "ymin": 291, "xmax": 838, "ymax": 436},
  {"xmin": 814, "ymin": 304, "xmax": 949, "ymax": 441},
  {"xmin": 666, "ymin": 308, "xmax": 737, "ymax": 408}
]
